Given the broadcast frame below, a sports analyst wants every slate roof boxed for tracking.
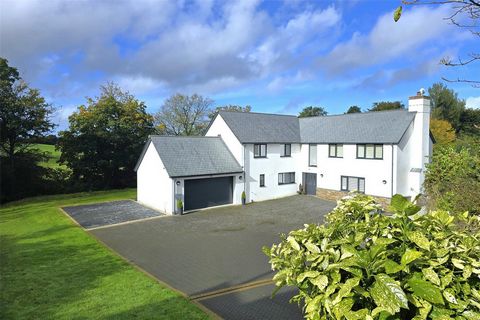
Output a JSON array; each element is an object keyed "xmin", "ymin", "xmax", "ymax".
[
  {"xmin": 217, "ymin": 111, "xmax": 300, "ymax": 143},
  {"xmin": 216, "ymin": 109, "xmax": 416, "ymax": 144},
  {"xmin": 135, "ymin": 136, "xmax": 243, "ymax": 178},
  {"xmin": 299, "ymin": 109, "xmax": 416, "ymax": 144}
]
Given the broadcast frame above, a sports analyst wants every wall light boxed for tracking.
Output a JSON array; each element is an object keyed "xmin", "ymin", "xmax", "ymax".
[
  {"xmin": 176, "ymin": 180, "xmax": 181, "ymax": 186},
  {"xmin": 382, "ymin": 180, "xmax": 387, "ymax": 184},
  {"xmin": 239, "ymin": 175, "xmax": 243, "ymax": 180},
  {"xmin": 320, "ymin": 174, "xmax": 324, "ymax": 178}
]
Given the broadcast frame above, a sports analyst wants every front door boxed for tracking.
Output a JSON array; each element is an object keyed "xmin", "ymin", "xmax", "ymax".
[{"xmin": 302, "ymin": 173, "xmax": 317, "ymax": 195}]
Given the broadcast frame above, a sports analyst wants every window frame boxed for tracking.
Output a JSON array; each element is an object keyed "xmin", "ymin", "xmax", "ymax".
[
  {"xmin": 308, "ymin": 144, "xmax": 317, "ymax": 167},
  {"xmin": 281, "ymin": 144, "xmax": 291, "ymax": 157},
  {"xmin": 254, "ymin": 144, "xmax": 267, "ymax": 158},
  {"xmin": 340, "ymin": 175, "xmax": 365, "ymax": 193},
  {"xmin": 259, "ymin": 174, "xmax": 265, "ymax": 187},
  {"xmin": 278, "ymin": 172, "xmax": 295, "ymax": 185},
  {"xmin": 356, "ymin": 144, "xmax": 383, "ymax": 160},
  {"xmin": 328, "ymin": 144, "xmax": 343, "ymax": 158}
]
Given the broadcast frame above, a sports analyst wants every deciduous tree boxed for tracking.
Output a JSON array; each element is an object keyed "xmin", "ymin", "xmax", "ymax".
[
  {"xmin": 154, "ymin": 93, "xmax": 213, "ymax": 135},
  {"xmin": 430, "ymin": 118, "xmax": 456, "ymax": 144},
  {"xmin": 428, "ymin": 82, "xmax": 465, "ymax": 130},
  {"xmin": 368, "ymin": 101, "xmax": 404, "ymax": 112},
  {"xmin": 346, "ymin": 105, "xmax": 361, "ymax": 114},
  {"xmin": 58, "ymin": 83, "xmax": 154, "ymax": 189},
  {"xmin": 298, "ymin": 106, "xmax": 328, "ymax": 118},
  {"xmin": 208, "ymin": 104, "xmax": 251, "ymax": 120}
]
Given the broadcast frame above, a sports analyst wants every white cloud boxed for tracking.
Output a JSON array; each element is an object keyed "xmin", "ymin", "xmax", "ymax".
[
  {"xmin": 466, "ymin": 96, "xmax": 480, "ymax": 109},
  {"xmin": 319, "ymin": 5, "xmax": 459, "ymax": 76}
]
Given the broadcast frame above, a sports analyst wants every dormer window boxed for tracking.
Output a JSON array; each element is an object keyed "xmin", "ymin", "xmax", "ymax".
[
  {"xmin": 280, "ymin": 144, "xmax": 291, "ymax": 157},
  {"xmin": 329, "ymin": 144, "xmax": 343, "ymax": 158},
  {"xmin": 254, "ymin": 144, "xmax": 267, "ymax": 158}
]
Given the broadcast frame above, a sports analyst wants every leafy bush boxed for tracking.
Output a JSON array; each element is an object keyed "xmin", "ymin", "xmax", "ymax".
[
  {"xmin": 424, "ymin": 145, "xmax": 480, "ymax": 215},
  {"xmin": 264, "ymin": 193, "xmax": 480, "ymax": 319}
]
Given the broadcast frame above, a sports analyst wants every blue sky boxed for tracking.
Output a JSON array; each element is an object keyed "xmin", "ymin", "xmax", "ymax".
[{"xmin": 1, "ymin": 0, "xmax": 479, "ymax": 131}]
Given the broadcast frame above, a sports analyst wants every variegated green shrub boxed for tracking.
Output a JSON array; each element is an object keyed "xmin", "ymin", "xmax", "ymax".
[{"xmin": 264, "ymin": 193, "xmax": 480, "ymax": 319}]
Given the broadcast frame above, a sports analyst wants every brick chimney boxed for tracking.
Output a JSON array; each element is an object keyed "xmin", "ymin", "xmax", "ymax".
[{"xmin": 408, "ymin": 89, "xmax": 431, "ymax": 198}]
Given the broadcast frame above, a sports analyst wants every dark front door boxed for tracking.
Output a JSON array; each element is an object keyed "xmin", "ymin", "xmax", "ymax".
[
  {"xmin": 184, "ymin": 176, "xmax": 233, "ymax": 211},
  {"xmin": 302, "ymin": 173, "xmax": 317, "ymax": 195}
]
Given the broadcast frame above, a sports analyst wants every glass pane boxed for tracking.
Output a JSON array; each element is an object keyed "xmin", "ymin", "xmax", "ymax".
[
  {"xmin": 357, "ymin": 145, "xmax": 365, "ymax": 158},
  {"xmin": 341, "ymin": 177, "xmax": 347, "ymax": 190},
  {"xmin": 375, "ymin": 145, "xmax": 383, "ymax": 159},
  {"xmin": 261, "ymin": 145, "xmax": 266, "ymax": 157},
  {"xmin": 254, "ymin": 145, "xmax": 259, "ymax": 156},
  {"xmin": 329, "ymin": 144, "xmax": 335, "ymax": 157},
  {"xmin": 280, "ymin": 144, "xmax": 285, "ymax": 156},
  {"xmin": 359, "ymin": 178, "xmax": 365, "ymax": 193},
  {"xmin": 286, "ymin": 144, "xmax": 291, "ymax": 156},
  {"xmin": 309, "ymin": 145, "xmax": 317, "ymax": 166},
  {"xmin": 366, "ymin": 145, "xmax": 374, "ymax": 158},
  {"xmin": 291, "ymin": 173, "xmax": 295, "ymax": 183},
  {"xmin": 349, "ymin": 177, "xmax": 359, "ymax": 191},
  {"xmin": 337, "ymin": 145, "xmax": 343, "ymax": 157}
]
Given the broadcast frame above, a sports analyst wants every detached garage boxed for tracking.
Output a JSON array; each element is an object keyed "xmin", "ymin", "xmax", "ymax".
[{"xmin": 135, "ymin": 136, "xmax": 243, "ymax": 215}]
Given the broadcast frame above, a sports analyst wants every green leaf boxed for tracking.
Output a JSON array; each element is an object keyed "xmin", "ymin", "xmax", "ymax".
[
  {"xmin": 297, "ymin": 271, "xmax": 320, "ymax": 283},
  {"xmin": 401, "ymin": 248, "xmax": 423, "ymax": 265},
  {"xmin": 393, "ymin": 6, "xmax": 402, "ymax": 22},
  {"xmin": 407, "ymin": 274, "xmax": 444, "ymax": 305},
  {"xmin": 304, "ymin": 241, "xmax": 320, "ymax": 253},
  {"xmin": 463, "ymin": 310, "xmax": 480, "ymax": 320},
  {"xmin": 390, "ymin": 194, "xmax": 410, "ymax": 212},
  {"xmin": 287, "ymin": 236, "xmax": 300, "ymax": 251},
  {"xmin": 422, "ymin": 268, "xmax": 441, "ymax": 286},
  {"xmin": 332, "ymin": 277, "xmax": 360, "ymax": 305},
  {"xmin": 442, "ymin": 289, "xmax": 457, "ymax": 304},
  {"xmin": 451, "ymin": 258, "xmax": 465, "ymax": 270},
  {"xmin": 407, "ymin": 231, "xmax": 430, "ymax": 250},
  {"xmin": 310, "ymin": 275, "xmax": 329, "ymax": 291},
  {"xmin": 384, "ymin": 259, "xmax": 403, "ymax": 274},
  {"xmin": 369, "ymin": 274, "xmax": 409, "ymax": 315},
  {"xmin": 463, "ymin": 264, "xmax": 472, "ymax": 278}
]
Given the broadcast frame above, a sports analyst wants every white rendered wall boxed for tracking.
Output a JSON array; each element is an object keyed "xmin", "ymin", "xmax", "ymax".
[
  {"xmin": 395, "ymin": 122, "xmax": 414, "ymax": 197},
  {"xmin": 137, "ymin": 142, "xmax": 173, "ymax": 214},
  {"xmin": 172, "ymin": 173, "xmax": 244, "ymax": 212},
  {"xmin": 299, "ymin": 143, "xmax": 394, "ymax": 198},
  {"xmin": 245, "ymin": 143, "xmax": 301, "ymax": 202},
  {"xmin": 205, "ymin": 115, "xmax": 244, "ymax": 166}
]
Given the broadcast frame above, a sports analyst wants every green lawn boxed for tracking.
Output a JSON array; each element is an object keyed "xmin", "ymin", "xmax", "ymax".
[
  {"xmin": 31, "ymin": 143, "xmax": 66, "ymax": 169},
  {"xmin": 0, "ymin": 189, "xmax": 210, "ymax": 319}
]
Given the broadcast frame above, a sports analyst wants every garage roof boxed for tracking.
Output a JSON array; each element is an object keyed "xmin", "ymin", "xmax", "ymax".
[
  {"xmin": 215, "ymin": 109, "xmax": 416, "ymax": 144},
  {"xmin": 136, "ymin": 136, "xmax": 243, "ymax": 178}
]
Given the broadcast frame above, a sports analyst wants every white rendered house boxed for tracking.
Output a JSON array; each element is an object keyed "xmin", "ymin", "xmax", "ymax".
[{"xmin": 135, "ymin": 92, "xmax": 433, "ymax": 214}]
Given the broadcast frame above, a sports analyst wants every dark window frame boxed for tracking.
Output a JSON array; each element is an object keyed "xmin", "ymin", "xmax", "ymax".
[
  {"xmin": 281, "ymin": 144, "xmax": 291, "ymax": 157},
  {"xmin": 340, "ymin": 175, "xmax": 365, "ymax": 193},
  {"xmin": 356, "ymin": 144, "xmax": 383, "ymax": 160},
  {"xmin": 308, "ymin": 144, "xmax": 317, "ymax": 167},
  {"xmin": 328, "ymin": 144, "xmax": 343, "ymax": 158},
  {"xmin": 278, "ymin": 172, "xmax": 295, "ymax": 185},
  {"xmin": 254, "ymin": 144, "xmax": 267, "ymax": 158},
  {"xmin": 259, "ymin": 174, "xmax": 265, "ymax": 187}
]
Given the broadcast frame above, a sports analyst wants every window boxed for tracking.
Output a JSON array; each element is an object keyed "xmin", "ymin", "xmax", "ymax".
[
  {"xmin": 259, "ymin": 174, "xmax": 265, "ymax": 187},
  {"xmin": 357, "ymin": 144, "xmax": 383, "ymax": 159},
  {"xmin": 329, "ymin": 144, "xmax": 343, "ymax": 158},
  {"xmin": 254, "ymin": 144, "xmax": 267, "ymax": 158},
  {"xmin": 341, "ymin": 176, "xmax": 365, "ymax": 193},
  {"xmin": 309, "ymin": 144, "xmax": 317, "ymax": 166},
  {"xmin": 278, "ymin": 172, "xmax": 295, "ymax": 185},
  {"xmin": 281, "ymin": 144, "xmax": 291, "ymax": 157}
]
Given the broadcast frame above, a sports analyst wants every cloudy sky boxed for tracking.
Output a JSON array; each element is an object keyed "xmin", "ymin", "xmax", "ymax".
[{"xmin": 1, "ymin": 0, "xmax": 479, "ymax": 130}]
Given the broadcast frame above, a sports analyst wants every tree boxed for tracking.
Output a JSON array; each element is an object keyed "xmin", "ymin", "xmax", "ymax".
[
  {"xmin": 0, "ymin": 58, "xmax": 55, "ymax": 202},
  {"xmin": 368, "ymin": 101, "xmax": 404, "ymax": 112},
  {"xmin": 154, "ymin": 93, "xmax": 213, "ymax": 135},
  {"xmin": 346, "ymin": 105, "xmax": 361, "ymax": 114},
  {"xmin": 430, "ymin": 119, "xmax": 456, "ymax": 144},
  {"xmin": 58, "ymin": 83, "xmax": 154, "ymax": 189},
  {"xmin": 208, "ymin": 104, "xmax": 251, "ymax": 120},
  {"xmin": 428, "ymin": 82, "xmax": 465, "ymax": 131},
  {"xmin": 394, "ymin": 1, "xmax": 479, "ymax": 87},
  {"xmin": 298, "ymin": 106, "xmax": 328, "ymax": 118},
  {"xmin": 458, "ymin": 108, "xmax": 480, "ymax": 136}
]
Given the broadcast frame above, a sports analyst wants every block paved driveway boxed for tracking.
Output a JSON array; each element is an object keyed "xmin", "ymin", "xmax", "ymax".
[{"xmin": 88, "ymin": 195, "xmax": 335, "ymax": 319}]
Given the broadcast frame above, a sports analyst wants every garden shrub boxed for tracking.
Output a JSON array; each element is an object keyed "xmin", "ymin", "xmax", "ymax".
[{"xmin": 264, "ymin": 193, "xmax": 480, "ymax": 319}]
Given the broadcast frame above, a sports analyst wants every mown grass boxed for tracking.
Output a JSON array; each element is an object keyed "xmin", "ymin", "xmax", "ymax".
[
  {"xmin": 31, "ymin": 143, "xmax": 66, "ymax": 169},
  {"xmin": 0, "ymin": 189, "xmax": 209, "ymax": 319}
]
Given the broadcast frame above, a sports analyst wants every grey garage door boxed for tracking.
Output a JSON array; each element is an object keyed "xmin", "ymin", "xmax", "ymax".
[{"xmin": 184, "ymin": 176, "xmax": 233, "ymax": 211}]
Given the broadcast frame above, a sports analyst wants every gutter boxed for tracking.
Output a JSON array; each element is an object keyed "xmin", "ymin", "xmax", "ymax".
[{"xmin": 391, "ymin": 144, "xmax": 394, "ymax": 197}]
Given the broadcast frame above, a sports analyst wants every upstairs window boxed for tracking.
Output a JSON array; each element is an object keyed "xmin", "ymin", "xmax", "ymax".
[
  {"xmin": 281, "ymin": 144, "xmax": 291, "ymax": 157},
  {"xmin": 309, "ymin": 144, "xmax": 317, "ymax": 167},
  {"xmin": 278, "ymin": 172, "xmax": 295, "ymax": 185},
  {"xmin": 357, "ymin": 144, "xmax": 383, "ymax": 159},
  {"xmin": 259, "ymin": 174, "xmax": 265, "ymax": 187},
  {"xmin": 341, "ymin": 176, "xmax": 365, "ymax": 193},
  {"xmin": 254, "ymin": 144, "xmax": 267, "ymax": 158},
  {"xmin": 329, "ymin": 144, "xmax": 343, "ymax": 158}
]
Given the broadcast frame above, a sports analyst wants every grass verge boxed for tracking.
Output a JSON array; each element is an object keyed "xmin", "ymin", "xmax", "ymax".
[{"xmin": 0, "ymin": 189, "xmax": 209, "ymax": 319}]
